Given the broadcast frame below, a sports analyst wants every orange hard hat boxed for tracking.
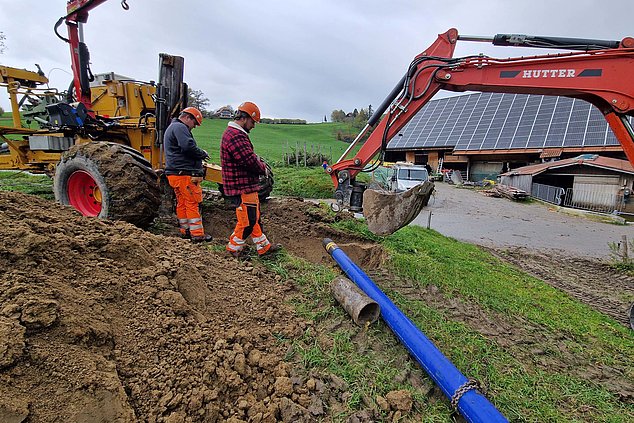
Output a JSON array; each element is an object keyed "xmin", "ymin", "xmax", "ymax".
[
  {"xmin": 181, "ymin": 107, "xmax": 203, "ymax": 126},
  {"xmin": 237, "ymin": 101, "xmax": 261, "ymax": 123}
]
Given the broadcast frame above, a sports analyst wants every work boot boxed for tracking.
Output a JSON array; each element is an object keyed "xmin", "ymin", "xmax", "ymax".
[
  {"xmin": 191, "ymin": 234, "xmax": 213, "ymax": 244},
  {"xmin": 180, "ymin": 230, "xmax": 191, "ymax": 240},
  {"xmin": 227, "ymin": 249, "xmax": 248, "ymax": 260},
  {"xmin": 260, "ymin": 243, "xmax": 283, "ymax": 257}
]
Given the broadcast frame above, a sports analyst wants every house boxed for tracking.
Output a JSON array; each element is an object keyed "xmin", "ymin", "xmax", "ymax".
[
  {"xmin": 500, "ymin": 155, "xmax": 634, "ymax": 215},
  {"xmin": 212, "ymin": 106, "xmax": 233, "ymax": 119}
]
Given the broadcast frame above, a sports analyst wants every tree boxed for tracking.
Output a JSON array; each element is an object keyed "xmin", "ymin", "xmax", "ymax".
[
  {"xmin": 330, "ymin": 109, "xmax": 346, "ymax": 123},
  {"xmin": 352, "ymin": 108, "xmax": 359, "ymax": 118},
  {"xmin": 353, "ymin": 108, "xmax": 369, "ymax": 129},
  {"xmin": 368, "ymin": 104, "xmax": 373, "ymax": 119},
  {"xmin": 324, "ymin": 115, "xmax": 327, "ymax": 122},
  {"xmin": 187, "ymin": 88, "xmax": 210, "ymax": 116},
  {"xmin": 0, "ymin": 32, "xmax": 6, "ymax": 54}
]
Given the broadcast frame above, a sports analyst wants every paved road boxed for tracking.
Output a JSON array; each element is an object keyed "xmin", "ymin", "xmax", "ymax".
[{"xmin": 411, "ymin": 182, "xmax": 633, "ymax": 258}]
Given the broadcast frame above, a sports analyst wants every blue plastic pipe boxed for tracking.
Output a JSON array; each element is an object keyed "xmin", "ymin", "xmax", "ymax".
[{"xmin": 323, "ymin": 238, "xmax": 507, "ymax": 423}]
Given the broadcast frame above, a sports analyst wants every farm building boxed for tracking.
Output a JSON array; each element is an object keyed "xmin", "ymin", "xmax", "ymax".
[
  {"xmin": 500, "ymin": 155, "xmax": 634, "ymax": 215},
  {"xmin": 212, "ymin": 106, "xmax": 234, "ymax": 119},
  {"xmin": 385, "ymin": 92, "xmax": 630, "ymax": 181}
]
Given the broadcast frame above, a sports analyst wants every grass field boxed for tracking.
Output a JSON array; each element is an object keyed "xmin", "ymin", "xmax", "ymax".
[
  {"xmin": 192, "ymin": 118, "xmax": 355, "ymax": 165},
  {"xmin": 268, "ymin": 218, "xmax": 634, "ymax": 421},
  {"xmin": 0, "ymin": 114, "xmax": 360, "ymax": 199}
]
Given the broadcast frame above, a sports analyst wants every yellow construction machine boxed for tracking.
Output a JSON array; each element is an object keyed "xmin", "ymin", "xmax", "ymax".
[{"xmin": 0, "ymin": 0, "xmax": 271, "ymax": 227}]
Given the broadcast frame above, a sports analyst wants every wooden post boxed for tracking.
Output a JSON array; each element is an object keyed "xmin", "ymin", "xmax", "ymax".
[
  {"xmin": 427, "ymin": 211, "xmax": 432, "ymax": 229},
  {"xmin": 303, "ymin": 142, "xmax": 307, "ymax": 167},
  {"xmin": 621, "ymin": 234, "xmax": 629, "ymax": 262},
  {"xmin": 286, "ymin": 141, "xmax": 290, "ymax": 166},
  {"xmin": 295, "ymin": 141, "xmax": 299, "ymax": 167}
]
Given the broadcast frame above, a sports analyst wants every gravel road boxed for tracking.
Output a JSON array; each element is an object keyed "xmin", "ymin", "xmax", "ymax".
[{"xmin": 412, "ymin": 182, "xmax": 633, "ymax": 259}]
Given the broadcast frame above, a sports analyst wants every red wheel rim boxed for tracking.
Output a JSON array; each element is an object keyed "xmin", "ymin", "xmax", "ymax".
[{"xmin": 67, "ymin": 170, "xmax": 102, "ymax": 216}]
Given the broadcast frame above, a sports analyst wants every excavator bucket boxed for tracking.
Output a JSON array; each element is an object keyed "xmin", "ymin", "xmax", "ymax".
[{"xmin": 363, "ymin": 181, "xmax": 435, "ymax": 235}]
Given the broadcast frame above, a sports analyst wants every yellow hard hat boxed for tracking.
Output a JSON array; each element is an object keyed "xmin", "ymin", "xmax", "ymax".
[
  {"xmin": 181, "ymin": 107, "xmax": 203, "ymax": 126},
  {"xmin": 237, "ymin": 101, "xmax": 261, "ymax": 123}
]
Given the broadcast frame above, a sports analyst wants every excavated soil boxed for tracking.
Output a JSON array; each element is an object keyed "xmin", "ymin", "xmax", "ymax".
[
  {"xmin": 0, "ymin": 192, "xmax": 383, "ymax": 422},
  {"xmin": 1, "ymin": 190, "xmax": 633, "ymax": 422}
]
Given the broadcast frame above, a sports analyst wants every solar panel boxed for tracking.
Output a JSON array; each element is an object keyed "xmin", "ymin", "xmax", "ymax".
[
  {"xmin": 481, "ymin": 94, "xmax": 515, "ymax": 149},
  {"xmin": 526, "ymin": 96, "xmax": 556, "ymax": 148},
  {"xmin": 495, "ymin": 94, "xmax": 529, "ymax": 149},
  {"xmin": 544, "ymin": 97, "xmax": 573, "ymax": 148},
  {"xmin": 388, "ymin": 92, "xmax": 624, "ymax": 152}
]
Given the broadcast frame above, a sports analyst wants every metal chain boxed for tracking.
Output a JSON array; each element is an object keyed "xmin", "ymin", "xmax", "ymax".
[
  {"xmin": 450, "ymin": 379, "xmax": 483, "ymax": 410},
  {"xmin": 121, "ymin": 0, "xmax": 129, "ymax": 10}
]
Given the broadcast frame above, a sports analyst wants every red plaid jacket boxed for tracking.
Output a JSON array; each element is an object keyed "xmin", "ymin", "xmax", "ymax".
[{"xmin": 220, "ymin": 123, "xmax": 266, "ymax": 196}]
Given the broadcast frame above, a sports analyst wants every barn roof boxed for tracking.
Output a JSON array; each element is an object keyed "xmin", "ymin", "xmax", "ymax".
[
  {"xmin": 501, "ymin": 154, "xmax": 634, "ymax": 177},
  {"xmin": 387, "ymin": 92, "xmax": 629, "ymax": 153}
]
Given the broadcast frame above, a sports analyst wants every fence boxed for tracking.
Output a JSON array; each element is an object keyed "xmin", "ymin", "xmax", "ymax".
[
  {"xmin": 563, "ymin": 187, "xmax": 626, "ymax": 213},
  {"xmin": 531, "ymin": 183, "xmax": 565, "ymax": 205},
  {"xmin": 283, "ymin": 141, "xmax": 332, "ymax": 167},
  {"xmin": 532, "ymin": 182, "xmax": 626, "ymax": 213}
]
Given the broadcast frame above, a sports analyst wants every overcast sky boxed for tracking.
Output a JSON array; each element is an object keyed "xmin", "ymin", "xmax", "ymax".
[{"xmin": 1, "ymin": 0, "xmax": 633, "ymax": 122}]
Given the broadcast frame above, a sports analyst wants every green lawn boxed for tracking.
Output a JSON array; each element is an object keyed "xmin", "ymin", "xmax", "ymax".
[
  {"xmin": 269, "ymin": 217, "xmax": 634, "ymax": 421},
  {"xmin": 193, "ymin": 119, "xmax": 354, "ymax": 165}
]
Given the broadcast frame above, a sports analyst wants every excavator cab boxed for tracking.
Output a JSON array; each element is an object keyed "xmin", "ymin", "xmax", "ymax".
[{"xmin": 327, "ymin": 28, "xmax": 634, "ymax": 235}]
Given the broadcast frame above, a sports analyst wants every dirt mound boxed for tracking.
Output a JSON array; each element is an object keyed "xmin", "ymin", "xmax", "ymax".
[{"xmin": 0, "ymin": 191, "xmax": 337, "ymax": 422}]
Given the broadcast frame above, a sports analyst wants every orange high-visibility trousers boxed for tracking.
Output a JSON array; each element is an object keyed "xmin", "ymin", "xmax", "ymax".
[
  {"xmin": 167, "ymin": 175, "xmax": 206, "ymax": 237},
  {"xmin": 226, "ymin": 192, "xmax": 272, "ymax": 255}
]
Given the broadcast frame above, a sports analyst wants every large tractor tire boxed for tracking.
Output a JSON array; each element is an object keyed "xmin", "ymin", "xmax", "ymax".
[{"xmin": 54, "ymin": 142, "xmax": 160, "ymax": 228}]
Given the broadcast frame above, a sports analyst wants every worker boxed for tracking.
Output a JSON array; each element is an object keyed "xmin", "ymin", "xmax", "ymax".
[
  {"xmin": 164, "ymin": 106, "xmax": 213, "ymax": 243},
  {"xmin": 220, "ymin": 101, "xmax": 281, "ymax": 258}
]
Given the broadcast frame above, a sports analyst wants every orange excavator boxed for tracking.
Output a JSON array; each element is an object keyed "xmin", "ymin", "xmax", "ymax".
[{"xmin": 327, "ymin": 28, "xmax": 634, "ymax": 235}]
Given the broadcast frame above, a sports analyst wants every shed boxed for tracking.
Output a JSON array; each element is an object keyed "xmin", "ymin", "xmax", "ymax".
[{"xmin": 500, "ymin": 155, "xmax": 634, "ymax": 214}]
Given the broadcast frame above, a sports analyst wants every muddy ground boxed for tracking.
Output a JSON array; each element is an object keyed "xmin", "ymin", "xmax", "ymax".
[{"xmin": 1, "ymin": 189, "xmax": 633, "ymax": 422}]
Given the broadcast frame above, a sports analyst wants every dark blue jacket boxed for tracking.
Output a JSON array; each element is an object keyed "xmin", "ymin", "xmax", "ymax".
[{"xmin": 164, "ymin": 118, "xmax": 208, "ymax": 176}]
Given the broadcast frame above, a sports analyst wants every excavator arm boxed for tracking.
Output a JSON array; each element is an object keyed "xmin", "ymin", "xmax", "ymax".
[{"xmin": 329, "ymin": 28, "xmax": 634, "ymax": 233}]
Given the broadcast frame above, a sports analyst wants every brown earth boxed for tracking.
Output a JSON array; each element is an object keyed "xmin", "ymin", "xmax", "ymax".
[
  {"xmin": 0, "ymin": 191, "xmax": 386, "ymax": 423},
  {"xmin": 1, "ymin": 190, "xmax": 632, "ymax": 422}
]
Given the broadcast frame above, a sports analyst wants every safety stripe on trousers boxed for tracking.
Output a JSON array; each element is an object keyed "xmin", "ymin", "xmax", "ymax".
[
  {"xmin": 227, "ymin": 233, "xmax": 247, "ymax": 252},
  {"xmin": 188, "ymin": 218, "xmax": 203, "ymax": 231},
  {"xmin": 252, "ymin": 234, "xmax": 270, "ymax": 252}
]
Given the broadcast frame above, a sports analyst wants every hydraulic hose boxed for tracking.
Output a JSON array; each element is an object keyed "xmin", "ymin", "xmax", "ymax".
[{"xmin": 323, "ymin": 238, "xmax": 508, "ymax": 423}]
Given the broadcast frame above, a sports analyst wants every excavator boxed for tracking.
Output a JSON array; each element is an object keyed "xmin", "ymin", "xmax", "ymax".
[
  {"xmin": 0, "ymin": 0, "xmax": 272, "ymax": 227},
  {"xmin": 327, "ymin": 28, "xmax": 634, "ymax": 235}
]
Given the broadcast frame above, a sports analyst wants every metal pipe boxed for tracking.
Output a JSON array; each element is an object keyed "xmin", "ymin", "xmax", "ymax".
[
  {"xmin": 323, "ymin": 238, "xmax": 508, "ymax": 423},
  {"xmin": 331, "ymin": 275, "xmax": 380, "ymax": 325}
]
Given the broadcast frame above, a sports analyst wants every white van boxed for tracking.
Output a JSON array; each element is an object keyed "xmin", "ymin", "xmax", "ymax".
[{"xmin": 389, "ymin": 162, "xmax": 430, "ymax": 192}]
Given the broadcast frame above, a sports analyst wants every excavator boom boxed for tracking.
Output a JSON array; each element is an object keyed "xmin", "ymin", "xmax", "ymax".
[{"xmin": 329, "ymin": 28, "xmax": 634, "ymax": 234}]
